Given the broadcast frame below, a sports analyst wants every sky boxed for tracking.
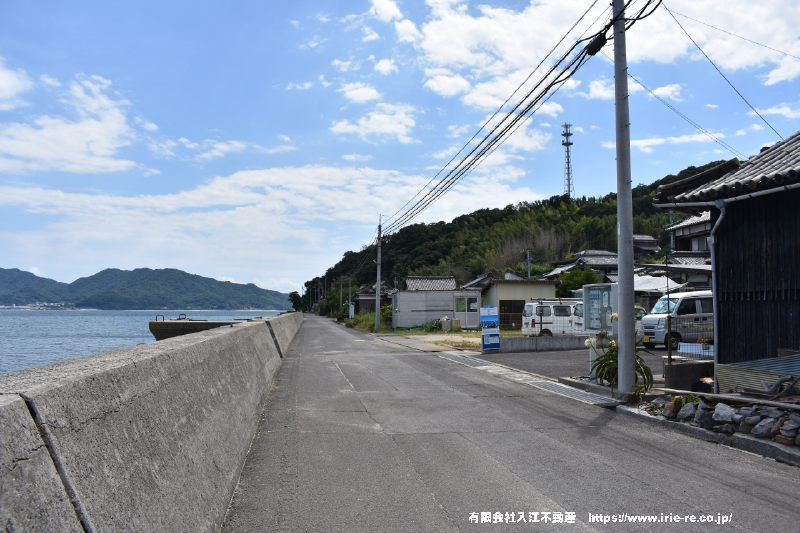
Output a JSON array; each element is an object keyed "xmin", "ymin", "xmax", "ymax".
[{"xmin": 1, "ymin": 0, "xmax": 799, "ymax": 294}]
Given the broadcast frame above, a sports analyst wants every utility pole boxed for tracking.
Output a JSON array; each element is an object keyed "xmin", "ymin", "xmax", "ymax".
[
  {"xmin": 613, "ymin": 0, "xmax": 635, "ymax": 395},
  {"xmin": 527, "ymin": 250, "xmax": 531, "ymax": 279},
  {"xmin": 374, "ymin": 216, "xmax": 382, "ymax": 332}
]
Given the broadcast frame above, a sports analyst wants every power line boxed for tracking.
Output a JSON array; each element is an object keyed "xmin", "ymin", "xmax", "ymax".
[
  {"xmin": 664, "ymin": 3, "xmax": 784, "ymax": 141},
  {"xmin": 668, "ymin": 8, "xmax": 800, "ymax": 62},
  {"xmin": 600, "ymin": 50, "xmax": 746, "ymax": 159},
  {"xmin": 383, "ymin": 1, "xmax": 647, "ymax": 235},
  {"xmin": 382, "ymin": 0, "xmax": 604, "ymax": 230}
]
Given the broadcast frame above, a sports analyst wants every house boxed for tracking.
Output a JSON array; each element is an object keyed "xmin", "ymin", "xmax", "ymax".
[
  {"xmin": 542, "ymin": 250, "xmax": 619, "ymax": 282},
  {"xmin": 463, "ymin": 273, "xmax": 558, "ymax": 327},
  {"xmin": 392, "ymin": 276, "xmax": 481, "ymax": 329},
  {"xmin": 352, "ymin": 284, "xmax": 393, "ymax": 315},
  {"xmin": 633, "ymin": 234, "xmax": 660, "ymax": 258},
  {"xmin": 654, "ymin": 131, "xmax": 800, "ymax": 392},
  {"xmin": 639, "ymin": 212, "xmax": 713, "ymax": 289}
]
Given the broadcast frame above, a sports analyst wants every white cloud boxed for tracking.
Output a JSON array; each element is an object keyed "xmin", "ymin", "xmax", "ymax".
[
  {"xmin": 735, "ymin": 129, "xmax": 746, "ymax": 136},
  {"xmin": 424, "ymin": 71, "xmax": 471, "ymax": 97},
  {"xmin": 370, "ymin": 0, "xmax": 402, "ymax": 22},
  {"xmin": 286, "ymin": 81, "xmax": 314, "ymax": 90},
  {"xmin": 652, "ymin": 83, "xmax": 683, "ymax": 102},
  {"xmin": 750, "ymin": 123, "xmax": 765, "ymax": 131},
  {"xmin": 265, "ymin": 145, "xmax": 297, "ymax": 154},
  {"xmin": 39, "ymin": 74, "xmax": 61, "ymax": 88},
  {"xmin": 584, "ymin": 79, "xmax": 614, "ymax": 100},
  {"xmin": 339, "ymin": 82, "xmax": 381, "ymax": 103},
  {"xmin": 195, "ymin": 140, "xmax": 248, "ymax": 161},
  {"xmin": 0, "ymin": 58, "xmax": 34, "ymax": 110},
  {"xmin": 626, "ymin": 132, "xmax": 726, "ymax": 153},
  {"xmin": 374, "ymin": 58, "xmax": 397, "ymax": 75},
  {"xmin": 330, "ymin": 103, "xmax": 416, "ymax": 143},
  {"xmin": 332, "ymin": 59, "xmax": 357, "ymax": 72},
  {"xmin": 0, "ymin": 75, "xmax": 135, "ymax": 173},
  {"xmin": 755, "ymin": 103, "xmax": 800, "ymax": 119},
  {"xmin": 706, "ymin": 103, "xmax": 719, "ymax": 109},
  {"xmin": 342, "ymin": 153, "xmax": 373, "ymax": 161},
  {"xmin": 395, "ymin": 19, "xmax": 423, "ymax": 43},
  {"xmin": 0, "ymin": 163, "xmax": 543, "ymax": 291},
  {"xmin": 362, "ymin": 26, "xmax": 379, "ymax": 42}
]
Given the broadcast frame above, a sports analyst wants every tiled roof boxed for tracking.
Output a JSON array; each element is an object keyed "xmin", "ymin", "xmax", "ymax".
[
  {"xmin": 670, "ymin": 251, "xmax": 710, "ymax": 265},
  {"xmin": 664, "ymin": 211, "xmax": 710, "ymax": 231},
  {"xmin": 655, "ymin": 131, "xmax": 800, "ymax": 203},
  {"xmin": 405, "ymin": 276, "xmax": 457, "ymax": 291}
]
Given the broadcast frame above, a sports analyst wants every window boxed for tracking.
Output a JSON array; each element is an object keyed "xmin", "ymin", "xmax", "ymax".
[
  {"xmin": 573, "ymin": 303, "xmax": 583, "ymax": 318},
  {"xmin": 699, "ymin": 298, "xmax": 713, "ymax": 314},
  {"xmin": 467, "ymin": 297, "xmax": 478, "ymax": 312},
  {"xmin": 536, "ymin": 305, "xmax": 551, "ymax": 317},
  {"xmin": 455, "ymin": 297, "xmax": 466, "ymax": 313},
  {"xmin": 553, "ymin": 305, "xmax": 571, "ymax": 317},
  {"xmin": 676, "ymin": 298, "xmax": 697, "ymax": 316}
]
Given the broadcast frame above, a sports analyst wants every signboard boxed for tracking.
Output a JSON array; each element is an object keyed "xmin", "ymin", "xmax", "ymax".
[
  {"xmin": 582, "ymin": 283, "xmax": 618, "ymax": 336},
  {"xmin": 480, "ymin": 305, "xmax": 500, "ymax": 352}
]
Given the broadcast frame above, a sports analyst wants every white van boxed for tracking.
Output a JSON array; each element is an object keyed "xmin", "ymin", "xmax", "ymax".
[
  {"xmin": 640, "ymin": 290, "xmax": 713, "ymax": 349},
  {"xmin": 522, "ymin": 298, "xmax": 583, "ymax": 336}
]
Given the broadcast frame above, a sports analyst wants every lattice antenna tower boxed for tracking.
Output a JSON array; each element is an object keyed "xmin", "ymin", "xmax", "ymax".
[{"xmin": 562, "ymin": 122, "xmax": 574, "ymax": 197}]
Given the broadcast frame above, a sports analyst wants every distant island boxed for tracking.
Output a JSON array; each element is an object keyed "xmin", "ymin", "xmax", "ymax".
[{"xmin": 0, "ymin": 267, "xmax": 290, "ymax": 310}]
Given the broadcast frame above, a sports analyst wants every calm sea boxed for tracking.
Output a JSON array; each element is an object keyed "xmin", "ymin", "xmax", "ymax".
[{"xmin": 0, "ymin": 309, "xmax": 283, "ymax": 375}]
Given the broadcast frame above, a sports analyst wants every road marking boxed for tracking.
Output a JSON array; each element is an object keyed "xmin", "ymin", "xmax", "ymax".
[{"xmin": 437, "ymin": 352, "xmax": 620, "ymax": 408}]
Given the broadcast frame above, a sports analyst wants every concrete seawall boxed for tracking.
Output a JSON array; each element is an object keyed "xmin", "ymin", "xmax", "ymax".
[{"xmin": 0, "ymin": 312, "xmax": 302, "ymax": 532}]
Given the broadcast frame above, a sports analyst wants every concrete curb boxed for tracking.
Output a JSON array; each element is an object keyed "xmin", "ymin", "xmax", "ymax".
[{"xmin": 617, "ymin": 405, "xmax": 800, "ymax": 468}]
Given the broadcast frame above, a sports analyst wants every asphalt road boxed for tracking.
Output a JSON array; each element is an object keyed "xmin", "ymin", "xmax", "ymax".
[
  {"xmin": 223, "ymin": 315, "xmax": 798, "ymax": 532},
  {"xmin": 474, "ymin": 346, "xmax": 669, "ymax": 381}
]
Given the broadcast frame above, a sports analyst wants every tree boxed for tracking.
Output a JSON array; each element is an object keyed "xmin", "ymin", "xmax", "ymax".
[
  {"xmin": 557, "ymin": 267, "xmax": 601, "ymax": 297},
  {"xmin": 289, "ymin": 291, "xmax": 303, "ymax": 311}
]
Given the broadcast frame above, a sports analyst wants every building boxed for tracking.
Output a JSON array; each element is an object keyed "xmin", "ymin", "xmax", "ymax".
[
  {"xmin": 392, "ymin": 276, "xmax": 481, "ymax": 329},
  {"xmin": 463, "ymin": 273, "xmax": 558, "ymax": 327},
  {"xmin": 352, "ymin": 284, "xmax": 393, "ymax": 315},
  {"xmin": 542, "ymin": 250, "xmax": 619, "ymax": 282},
  {"xmin": 654, "ymin": 131, "xmax": 800, "ymax": 392}
]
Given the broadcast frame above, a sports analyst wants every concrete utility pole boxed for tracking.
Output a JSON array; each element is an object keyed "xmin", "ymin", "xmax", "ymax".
[
  {"xmin": 613, "ymin": 0, "xmax": 635, "ymax": 395},
  {"xmin": 374, "ymin": 216, "xmax": 382, "ymax": 332}
]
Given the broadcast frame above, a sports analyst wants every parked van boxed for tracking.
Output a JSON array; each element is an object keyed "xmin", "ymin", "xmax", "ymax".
[
  {"xmin": 522, "ymin": 298, "xmax": 583, "ymax": 336},
  {"xmin": 640, "ymin": 290, "xmax": 713, "ymax": 349}
]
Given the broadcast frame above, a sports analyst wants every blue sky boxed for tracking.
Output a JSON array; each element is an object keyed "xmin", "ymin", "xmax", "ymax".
[{"xmin": 1, "ymin": 0, "xmax": 799, "ymax": 294}]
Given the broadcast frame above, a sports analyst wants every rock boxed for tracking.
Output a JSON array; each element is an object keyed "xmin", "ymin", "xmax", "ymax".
[
  {"xmin": 716, "ymin": 423, "xmax": 736, "ymax": 435},
  {"xmin": 731, "ymin": 414, "xmax": 743, "ymax": 424},
  {"xmin": 774, "ymin": 434, "xmax": 795, "ymax": 446},
  {"xmin": 738, "ymin": 406, "xmax": 757, "ymax": 417},
  {"xmin": 693, "ymin": 401, "xmax": 713, "ymax": 428},
  {"xmin": 751, "ymin": 417, "xmax": 778, "ymax": 438},
  {"xmin": 663, "ymin": 401, "xmax": 677, "ymax": 418},
  {"xmin": 677, "ymin": 402, "xmax": 697, "ymax": 421},
  {"xmin": 652, "ymin": 396, "xmax": 667, "ymax": 408},
  {"xmin": 765, "ymin": 408, "xmax": 786, "ymax": 419},
  {"xmin": 795, "ymin": 432, "xmax": 800, "ymax": 446},
  {"xmin": 780, "ymin": 419, "xmax": 799, "ymax": 439},
  {"xmin": 789, "ymin": 413, "xmax": 800, "ymax": 426},
  {"xmin": 712, "ymin": 403, "xmax": 737, "ymax": 423}
]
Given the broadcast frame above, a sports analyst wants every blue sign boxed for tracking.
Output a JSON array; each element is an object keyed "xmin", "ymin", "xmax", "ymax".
[{"xmin": 480, "ymin": 306, "xmax": 500, "ymax": 352}]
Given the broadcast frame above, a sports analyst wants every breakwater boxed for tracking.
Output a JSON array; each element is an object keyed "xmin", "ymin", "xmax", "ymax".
[{"xmin": 0, "ymin": 312, "xmax": 302, "ymax": 532}]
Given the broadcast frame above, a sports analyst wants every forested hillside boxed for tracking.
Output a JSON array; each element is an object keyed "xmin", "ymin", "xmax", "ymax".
[
  {"xmin": 0, "ymin": 267, "xmax": 290, "ymax": 310},
  {"xmin": 301, "ymin": 160, "xmax": 724, "ymax": 312}
]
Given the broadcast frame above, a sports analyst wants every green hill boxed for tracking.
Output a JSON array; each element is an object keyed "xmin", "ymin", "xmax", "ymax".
[
  {"xmin": 0, "ymin": 267, "xmax": 290, "ymax": 310},
  {"xmin": 303, "ymin": 160, "xmax": 725, "ymax": 313}
]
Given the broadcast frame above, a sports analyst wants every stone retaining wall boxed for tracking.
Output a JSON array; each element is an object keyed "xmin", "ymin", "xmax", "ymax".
[{"xmin": 0, "ymin": 313, "xmax": 302, "ymax": 532}]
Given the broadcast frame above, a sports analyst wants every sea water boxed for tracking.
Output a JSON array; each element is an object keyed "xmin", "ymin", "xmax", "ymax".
[{"xmin": 0, "ymin": 309, "xmax": 282, "ymax": 374}]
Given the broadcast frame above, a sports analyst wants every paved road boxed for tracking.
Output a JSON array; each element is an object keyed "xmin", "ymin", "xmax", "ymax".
[
  {"xmin": 474, "ymin": 346, "xmax": 668, "ymax": 382},
  {"xmin": 223, "ymin": 315, "xmax": 798, "ymax": 532}
]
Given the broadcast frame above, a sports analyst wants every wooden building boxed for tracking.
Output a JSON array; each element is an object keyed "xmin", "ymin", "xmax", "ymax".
[{"xmin": 655, "ymin": 132, "xmax": 800, "ymax": 391}]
